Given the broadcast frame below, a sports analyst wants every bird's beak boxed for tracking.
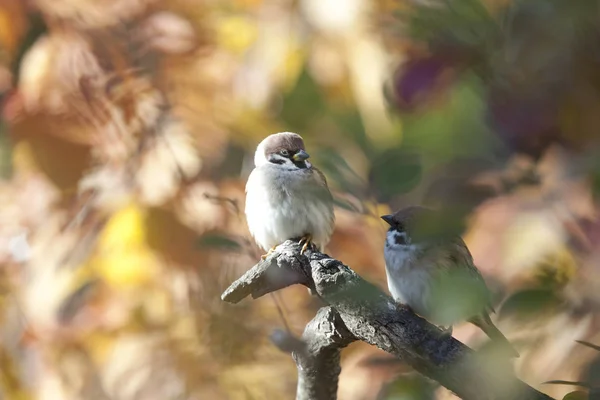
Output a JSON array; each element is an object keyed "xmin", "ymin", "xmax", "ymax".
[
  {"xmin": 380, "ymin": 215, "xmax": 394, "ymax": 226},
  {"xmin": 293, "ymin": 149, "xmax": 310, "ymax": 162}
]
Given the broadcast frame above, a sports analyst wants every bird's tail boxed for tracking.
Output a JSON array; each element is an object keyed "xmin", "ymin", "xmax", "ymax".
[{"xmin": 470, "ymin": 313, "xmax": 519, "ymax": 358}]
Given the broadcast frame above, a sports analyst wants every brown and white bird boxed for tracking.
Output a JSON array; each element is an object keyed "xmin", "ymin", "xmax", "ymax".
[
  {"xmin": 245, "ymin": 132, "xmax": 335, "ymax": 257},
  {"xmin": 381, "ymin": 206, "xmax": 518, "ymax": 357}
]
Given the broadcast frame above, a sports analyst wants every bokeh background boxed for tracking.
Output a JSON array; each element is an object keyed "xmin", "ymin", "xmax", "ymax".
[{"xmin": 0, "ymin": 0, "xmax": 599, "ymax": 399}]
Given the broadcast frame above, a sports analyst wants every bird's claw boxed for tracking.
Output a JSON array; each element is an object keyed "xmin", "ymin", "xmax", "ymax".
[
  {"xmin": 298, "ymin": 234, "xmax": 313, "ymax": 255},
  {"xmin": 260, "ymin": 246, "xmax": 277, "ymax": 260}
]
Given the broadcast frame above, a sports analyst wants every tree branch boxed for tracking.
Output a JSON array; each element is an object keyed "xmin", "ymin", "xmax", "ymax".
[
  {"xmin": 221, "ymin": 240, "xmax": 554, "ymax": 400},
  {"xmin": 271, "ymin": 307, "xmax": 356, "ymax": 400}
]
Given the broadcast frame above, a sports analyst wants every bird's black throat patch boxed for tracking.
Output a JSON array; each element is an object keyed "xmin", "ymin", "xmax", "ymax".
[{"xmin": 293, "ymin": 160, "xmax": 308, "ymax": 169}]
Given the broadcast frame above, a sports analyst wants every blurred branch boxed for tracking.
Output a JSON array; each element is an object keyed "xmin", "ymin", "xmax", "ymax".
[
  {"xmin": 271, "ymin": 308, "xmax": 355, "ymax": 400},
  {"xmin": 221, "ymin": 241, "xmax": 554, "ymax": 400}
]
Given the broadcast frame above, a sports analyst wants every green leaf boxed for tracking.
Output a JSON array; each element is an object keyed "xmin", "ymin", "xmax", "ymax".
[
  {"xmin": 400, "ymin": 74, "xmax": 502, "ymax": 169},
  {"xmin": 562, "ymin": 391, "xmax": 588, "ymax": 400},
  {"xmin": 279, "ymin": 68, "xmax": 326, "ymax": 133},
  {"xmin": 544, "ymin": 381, "xmax": 590, "ymax": 388},
  {"xmin": 332, "ymin": 197, "xmax": 362, "ymax": 213},
  {"xmin": 403, "ymin": 0, "xmax": 498, "ymax": 49},
  {"xmin": 368, "ymin": 147, "xmax": 422, "ymax": 202},
  {"xmin": 382, "ymin": 374, "xmax": 437, "ymax": 400},
  {"xmin": 498, "ymin": 288, "xmax": 561, "ymax": 321},
  {"xmin": 429, "ymin": 267, "xmax": 491, "ymax": 326},
  {"xmin": 314, "ymin": 147, "xmax": 367, "ymax": 198}
]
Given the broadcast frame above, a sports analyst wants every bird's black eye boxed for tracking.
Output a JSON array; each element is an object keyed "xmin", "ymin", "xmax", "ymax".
[
  {"xmin": 395, "ymin": 222, "xmax": 405, "ymax": 232},
  {"xmin": 280, "ymin": 149, "xmax": 290, "ymax": 157}
]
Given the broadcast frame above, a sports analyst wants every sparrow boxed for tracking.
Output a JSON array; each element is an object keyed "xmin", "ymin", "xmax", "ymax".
[
  {"xmin": 381, "ymin": 206, "xmax": 519, "ymax": 357},
  {"xmin": 245, "ymin": 132, "xmax": 335, "ymax": 258}
]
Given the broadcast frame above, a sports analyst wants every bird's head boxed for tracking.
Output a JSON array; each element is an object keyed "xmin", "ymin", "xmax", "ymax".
[
  {"xmin": 254, "ymin": 132, "xmax": 311, "ymax": 170},
  {"xmin": 381, "ymin": 206, "xmax": 446, "ymax": 248}
]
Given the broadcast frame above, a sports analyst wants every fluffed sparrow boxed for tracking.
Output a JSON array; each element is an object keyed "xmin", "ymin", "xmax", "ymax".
[
  {"xmin": 381, "ymin": 206, "xmax": 518, "ymax": 357},
  {"xmin": 245, "ymin": 132, "xmax": 335, "ymax": 258}
]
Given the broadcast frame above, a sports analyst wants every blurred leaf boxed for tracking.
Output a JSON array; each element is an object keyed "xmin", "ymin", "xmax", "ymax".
[
  {"xmin": 544, "ymin": 380, "xmax": 590, "ymax": 388},
  {"xmin": 562, "ymin": 391, "xmax": 589, "ymax": 400},
  {"xmin": 10, "ymin": 11, "xmax": 47, "ymax": 82},
  {"xmin": 216, "ymin": 15, "xmax": 257, "ymax": 53},
  {"xmin": 423, "ymin": 168, "xmax": 496, "ymax": 229},
  {"xmin": 577, "ymin": 341, "xmax": 600, "ymax": 352},
  {"xmin": 0, "ymin": 125, "xmax": 12, "ymax": 178},
  {"xmin": 330, "ymin": 109, "xmax": 371, "ymax": 157},
  {"xmin": 410, "ymin": 207, "xmax": 465, "ymax": 242},
  {"xmin": 90, "ymin": 204, "xmax": 161, "ymax": 288},
  {"xmin": 197, "ymin": 233, "xmax": 242, "ymax": 252},
  {"xmin": 533, "ymin": 248, "xmax": 578, "ymax": 289},
  {"xmin": 401, "ymin": 74, "xmax": 502, "ymax": 168},
  {"xmin": 584, "ymin": 355, "xmax": 600, "ymax": 390},
  {"xmin": 58, "ymin": 279, "xmax": 100, "ymax": 324},
  {"xmin": 315, "ymin": 147, "xmax": 366, "ymax": 197},
  {"xmin": 12, "ymin": 132, "xmax": 92, "ymax": 193},
  {"xmin": 392, "ymin": 54, "xmax": 458, "ymax": 112},
  {"xmin": 0, "ymin": 343, "xmax": 30, "ymax": 400},
  {"xmin": 332, "ymin": 197, "xmax": 362, "ymax": 213},
  {"xmin": 401, "ymin": 0, "xmax": 498, "ymax": 50},
  {"xmin": 498, "ymin": 289, "xmax": 561, "ymax": 321},
  {"xmin": 381, "ymin": 374, "xmax": 437, "ymax": 400},
  {"xmin": 368, "ymin": 147, "xmax": 422, "ymax": 202},
  {"xmin": 589, "ymin": 158, "xmax": 600, "ymax": 201},
  {"xmin": 145, "ymin": 207, "xmax": 209, "ymax": 266},
  {"xmin": 429, "ymin": 267, "xmax": 490, "ymax": 326},
  {"xmin": 279, "ymin": 68, "xmax": 326, "ymax": 133}
]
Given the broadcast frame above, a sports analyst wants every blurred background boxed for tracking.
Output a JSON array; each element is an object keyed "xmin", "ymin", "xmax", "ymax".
[{"xmin": 0, "ymin": 0, "xmax": 599, "ymax": 399}]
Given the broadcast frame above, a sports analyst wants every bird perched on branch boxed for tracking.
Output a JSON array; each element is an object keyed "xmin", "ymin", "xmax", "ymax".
[
  {"xmin": 245, "ymin": 132, "xmax": 335, "ymax": 258},
  {"xmin": 381, "ymin": 206, "xmax": 519, "ymax": 357}
]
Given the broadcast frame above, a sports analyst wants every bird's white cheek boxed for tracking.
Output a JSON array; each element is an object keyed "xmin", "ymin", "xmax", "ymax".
[{"xmin": 385, "ymin": 231, "xmax": 395, "ymax": 247}]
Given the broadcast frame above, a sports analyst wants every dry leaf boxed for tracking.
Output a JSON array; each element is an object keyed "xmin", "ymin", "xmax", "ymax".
[
  {"xmin": 139, "ymin": 11, "xmax": 197, "ymax": 54},
  {"xmin": 34, "ymin": 0, "xmax": 156, "ymax": 29},
  {"xmin": 136, "ymin": 119, "xmax": 202, "ymax": 206}
]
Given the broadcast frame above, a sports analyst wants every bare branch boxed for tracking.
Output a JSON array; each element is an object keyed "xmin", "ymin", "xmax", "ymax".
[
  {"xmin": 221, "ymin": 244, "xmax": 312, "ymax": 303},
  {"xmin": 271, "ymin": 307, "xmax": 356, "ymax": 400},
  {"xmin": 222, "ymin": 240, "xmax": 554, "ymax": 400}
]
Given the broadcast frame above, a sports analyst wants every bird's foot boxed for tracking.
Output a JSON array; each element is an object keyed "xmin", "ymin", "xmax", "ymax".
[
  {"xmin": 298, "ymin": 234, "xmax": 313, "ymax": 255},
  {"xmin": 260, "ymin": 246, "xmax": 277, "ymax": 260}
]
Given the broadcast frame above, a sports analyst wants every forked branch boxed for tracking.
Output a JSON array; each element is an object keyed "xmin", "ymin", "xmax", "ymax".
[{"xmin": 221, "ymin": 240, "xmax": 553, "ymax": 400}]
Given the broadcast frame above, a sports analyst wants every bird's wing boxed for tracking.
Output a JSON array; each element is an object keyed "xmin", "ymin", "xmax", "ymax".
[
  {"xmin": 422, "ymin": 237, "xmax": 494, "ymax": 311},
  {"xmin": 312, "ymin": 167, "xmax": 331, "ymax": 190},
  {"xmin": 311, "ymin": 166, "xmax": 335, "ymax": 204}
]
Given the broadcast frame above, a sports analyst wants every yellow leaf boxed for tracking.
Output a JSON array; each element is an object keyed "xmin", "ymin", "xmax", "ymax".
[
  {"xmin": 86, "ymin": 331, "xmax": 116, "ymax": 365},
  {"xmin": 93, "ymin": 249, "xmax": 159, "ymax": 288},
  {"xmin": 91, "ymin": 204, "xmax": 160, "ymax": 288},
  {"xmin": 99, "ymin": 204, "xmax": 147, "ymax": 249},
  {"xmin": 216, "ymin": 15, "xmax": 258, "ymax": 53},
  {"xmin": 279, "ymin": 45, "xmax": 305, "ymax": 91}
]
